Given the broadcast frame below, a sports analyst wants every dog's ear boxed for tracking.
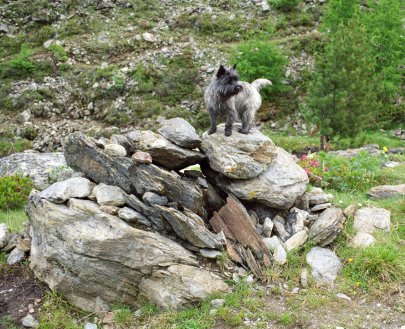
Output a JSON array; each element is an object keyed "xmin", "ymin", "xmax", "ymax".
[
  {"xmin": 231, "ymin": 64, "xmax": 237, "ymax": 70},
  {"xmin": 216, "ymin": 65, "xmax": 226, "ymax": 77}
]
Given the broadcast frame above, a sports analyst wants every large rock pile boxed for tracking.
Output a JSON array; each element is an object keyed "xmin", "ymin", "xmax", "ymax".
[{"xmin": 12, "ymin": 118, "xmax": 354, "ymax": 311}]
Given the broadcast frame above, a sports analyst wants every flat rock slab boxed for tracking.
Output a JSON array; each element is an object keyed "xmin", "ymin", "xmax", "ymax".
[
  {"xmin": 309, "ymin": 207, "xmax": 344, "ymax": 247},
  {"xmin": 330, "ymin": 145, "xmax": 381, "ymax": 158},
  {"xmin": 39, "ymin": 177, "xmax": 95, "ymax": 203},
  {"xmin": 158, "ymin": 118, "xmax": 201, "ymax": 149},
  {"xmin": 156, "ymin": 205, "xmax": 225, "ymax": 249},
  {"xmin": 367, "ymin": 184, "xmax": 405, "ymax": 199},
  {"xmin": 0, "ymin": 151, "xmax": 67, "ymax": 190},
  {"xmin": 353, "ymin": 207, "xmax": 391, "ymax": 234},
  {"xmin": 126, "ymin": 130, "xmax": 205, "ymax": 170},
  {"xmin": 201, "ymin": 124, "xmax": 277, "ymax": 179},
  {"xmin": 306, "ymin": 247, "xmax": 342, "ymax": 286},
  {"xmin": 27, "ymin": 194, "xmax": 227, "ymax": 311},
  {"xmin": 284, "ymin": 230, "xmax": 308, "ymax": 252},
  {"xmin": 216, "ymin": 147, "xmax": 308, "ymax": 209}
]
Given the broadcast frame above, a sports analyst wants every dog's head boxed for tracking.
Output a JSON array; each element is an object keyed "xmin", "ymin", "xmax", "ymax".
[{"xmin": 215, "ymin": 64, "xmax": 242, "ymax": 100}]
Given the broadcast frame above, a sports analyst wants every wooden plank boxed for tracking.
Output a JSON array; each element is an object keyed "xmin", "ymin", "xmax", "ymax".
[
  {"xmin": 209, "ymin": 211, "xmax": 236, "ymax": 241},
  {"xmin": 218, "ymin": 195, "xmax": 269, "ymax": 257}
]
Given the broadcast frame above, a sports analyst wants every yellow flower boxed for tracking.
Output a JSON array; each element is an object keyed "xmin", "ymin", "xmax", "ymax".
[
  {"xmin": 383, "ymin": 146, "xmax": 388, "ymax": 153},
  {"xmin": 348, "ymin": 258, "xmax": 353, "ymax": 263}
]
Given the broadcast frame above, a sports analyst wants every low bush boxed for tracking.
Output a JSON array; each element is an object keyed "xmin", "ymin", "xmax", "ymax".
[{"xmin": 0, "ymin": 175, "xmax": 33, "ymax": 210}]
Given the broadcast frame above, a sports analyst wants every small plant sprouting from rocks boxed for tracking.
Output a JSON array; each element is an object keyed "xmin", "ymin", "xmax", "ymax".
[{"xmin": 0, "ymin": 174, "xmax": 33, "ymax": 210}]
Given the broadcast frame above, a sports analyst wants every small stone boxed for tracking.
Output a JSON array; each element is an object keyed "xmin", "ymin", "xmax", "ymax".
[
  {"xmin": 245, "ymin": 274, "xmax": 254, "ymax": 284},
  {"xmin": 197, "ymin": 177, "xmax": 208, "ymax": 189},
  {"xmin": 142, "ymin": 192, "xmax": 168, "ymax": 206},
  {"xmin": 300, "ymin": 269, "xmax": 308, "ymax": 288},
  {"xmin": 104, "ymin": 144, "xmax": 127, "ymax": 157},
  {"xmin": 132, "ymin": 151, "xmax": 152, "ymax": 164},
  {"xmin": 84, "ymin": 323, "xmax": 98, "ymax": 329},
  {"xmin": 21, "ymin": 314, "xmax": 39, "ymax": 328},
  {"xmin": 273, "ymin": 244, "xmax": 287, "ymax": 265},
  {"xmin": 262, "ymin": 217, "xmax": 273, "ymax": 237},
  {"xmin": 16, "ymin": 237, "xmax": 31, "ymax": 252},
  {"xmin": 353, "ymin": 232, "xmax": 375, "ymax": 248},
  {"xmin": 118, "ymin": 207, "xmax": 150, "ymax": 226},
  {"xmin": 262, "ymin": 236, "xmax": 282, "ymax": 251},
  {"xmin": 102, "ymin": 312, "xmax": 115, "ymax": 324},
  {"xmin": 134, "ymin": 309, "xmax": 143, "ymax": 318},
  {"xmin": 210, "ymin": 299, "xmax": 225, "ymax": 308},
  {"xmin": 18, "ymin": 109, "xmax": 31, "ymax": 124},
  {"xmin": 200, "ymin": 249, "xmax": 222, "ymax": 259},
  {"xmin": 39, "ymin": 177, "xmax": 95, "ymax": 204},
  {"xmin": 336, "ymin": 293, "xmax": 351, "ymax": 301},
  {"xmin": 158, "ymin": 118, "xmax": 201, "ymax": 149},
  {"xmin": 143, "ymin": 32, "xmax": 157, "ymax": 42},
  {"xmin": 367, "ymin": 184, "xmax": 405, "ymax": 199},
  {"xmin": 292, "ymin": 287, "xmax": 299, "ymax": 294},
  {"xmin": 7, "ymin": 247, "xmax": 25, "ymax": 265},
  {"xmin": 306, "ymin": 247, "xmax": 342, "ymax": 286},
  {"xmin": 343, "ymin": 205, "xmax": 356, "ymax": 218},
  {"xmin": 310, "ymin": 203, "xmax": 332, "ymax": 212},
  {"xmin": 100, "ymin": 205, "xmax": 119, "ymax": 215},
  {"xmin": 209, "ymin": 309, "xmax": 218, "ymax": 316},
  {"xmin": 284, "ymin": 230, "xmax": 308, "ymax": 252},
  {"xmin": 273, "ymin": 215, "xmax": 290, "ymax": 242},
  {"xmin": 286, "ymin": 207, "xmax": 308, "ymax": 235},
  {"xmin": 92, "ymin": 184, "xmax": 127, "ymax": 206}
]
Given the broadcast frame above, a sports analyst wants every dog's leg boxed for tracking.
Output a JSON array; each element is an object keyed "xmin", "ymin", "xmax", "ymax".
[
  {"xmin": 224, "ymin": 106, "xmax": 236, "ymax": 137},
  {"xmin": 239, "ymin": 107, "xmax": 253, "ymax": 134},
  {"xmin": 208, "ymin": 107, "xmax": 217, "ymax": 135}
]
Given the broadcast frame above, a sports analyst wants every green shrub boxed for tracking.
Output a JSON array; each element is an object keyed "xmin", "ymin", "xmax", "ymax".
[
  {"xmin": 0, "ymin": 175, "xmax": 33, "ymax": 210},
  {"xmin": 9, "ymin": 45, "xmax": 36, "ymax": 73},
  {"xmin": 229, "ymin": 40, "xmax": 288, "ymax": 98},
  {"xmin": 0, "ymin": 138, "xmax": 32, "ymax": 157},
  {"xmin": 48, "ymin": 44, "xmax": 68, "ymax": 62},
  {"xmin": 270, "ymin": 0, "xmax": 300, "ymax": 12}
]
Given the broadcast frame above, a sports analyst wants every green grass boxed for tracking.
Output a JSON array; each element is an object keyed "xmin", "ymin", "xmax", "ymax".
[
  {"xmin": 0, "ymin": 315, "xmax": 19, "ymax": 329},
  {"xmin": 39, "ymin": 291, "xmax": 88, "ymax": 329},
  {"xmin": 0, "ymin": 209, "xmax": 28, "ymax": 232},
  {"xmin": 264, "ymin": 128, "xmax": 405, "ymax": 153}
]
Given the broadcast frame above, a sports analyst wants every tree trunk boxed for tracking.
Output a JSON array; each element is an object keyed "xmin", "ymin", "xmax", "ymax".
[{"xmin": 320, "ymin": 135, "xmax": 330, "ymax": 151}]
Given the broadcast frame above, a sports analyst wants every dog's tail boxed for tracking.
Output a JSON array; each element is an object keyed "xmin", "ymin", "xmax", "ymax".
[{"xmin": 251, "ymin": 78, "xmax": 272, "ymax": 91}]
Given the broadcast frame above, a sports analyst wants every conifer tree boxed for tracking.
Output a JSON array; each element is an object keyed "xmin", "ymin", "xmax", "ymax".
[
  {"xmin": 364, "ymin": 0, "xmax": 405, "ymax": 124},
  {"xmin": 304, "ymin": 12, "xmax": 378, "ymax": 150}
]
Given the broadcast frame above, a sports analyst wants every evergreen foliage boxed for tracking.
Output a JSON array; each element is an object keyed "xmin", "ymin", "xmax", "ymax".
[
  {"xmin": 304, "ymin": 11, "xmax": 378, "ymax": 149},
  {"xmin": 364, "ymin": 0, "xmax": 405, "ymax": 124}
]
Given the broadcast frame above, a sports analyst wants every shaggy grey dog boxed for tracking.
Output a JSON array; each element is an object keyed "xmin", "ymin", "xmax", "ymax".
[{"xmin": 204, "ymin": 64, "xmax": 272, "ymax": 136}]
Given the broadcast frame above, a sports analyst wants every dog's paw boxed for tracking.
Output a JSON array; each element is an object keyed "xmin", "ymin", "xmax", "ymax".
[
  {"xmin": 238, "ymin": 128, "xmax": 249, "ymax": 134},
  {"xmin": 208, "ymin": 128, "xmax": 217, "ymax": 135},
  {"xmin": 224, "ymin": 130, "xmax": 232, "ymax": 137}
]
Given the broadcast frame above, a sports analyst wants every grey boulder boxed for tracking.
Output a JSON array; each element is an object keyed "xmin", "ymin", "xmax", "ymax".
[
  {"xmin": 27, "ymin": 195, "xmax": 227, "ymax": 311},
  {"xmin": 353, "ymin": 232, "xmax": 375, "ymax": 248},
  {"xmin": 0, "ymin": 151, "xmax": 67, "ymax": 190},
  {"xmin": 309, "ymin": 207, "xmax": 344, "ymax": 247},
  {"xmin": 216, "ymin": 147, "xmax": 308, "ymax": 209},
  {"xmin": 306, "ymin": 247, "xmax": 342, "ymax": 286},
  {"xmin": 201, "ymin": 124, "xmax": 277, "ymax": 179},
  {"xmin": 39, "ymin": 177, "xmax": 95, "ymax": 203},
  {"xmin": 158, "ymin": 118, "xmax": 201, "ymax": 149}
]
